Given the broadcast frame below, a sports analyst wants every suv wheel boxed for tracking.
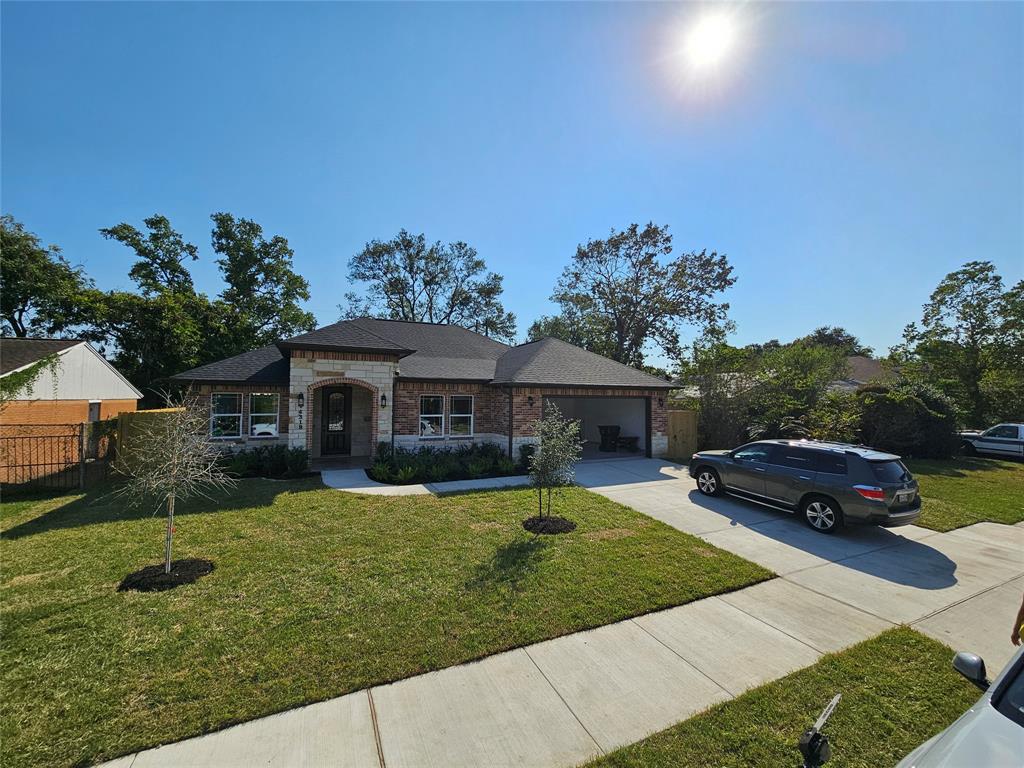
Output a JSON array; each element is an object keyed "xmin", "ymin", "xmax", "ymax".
[
  {"xmin": 696, "ymin": 467, "xmax": 723, "ymax": 497},
  {"xmin": 802, "ymin": 496, "xmax": 843, "ymax": 534}
]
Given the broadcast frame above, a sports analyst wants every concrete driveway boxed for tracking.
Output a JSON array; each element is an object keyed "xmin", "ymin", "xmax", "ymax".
[{"xmin": 577, "ymin": 457, "xmax": 1024, "ymax": 670}]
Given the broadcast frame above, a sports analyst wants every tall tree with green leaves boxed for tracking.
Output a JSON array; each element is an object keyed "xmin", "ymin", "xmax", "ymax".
[
  {"xmin": 341, "ymin": 229, "xmax": 517, "ymax": 342},
  {"xmin": 797, "ymin": 326, "xmax": 873, "ymax": 357},
  {"xmin": 211, "ymin": 213, "xmax": 315, "ymax": 351},
  {"xmin": 547, "ymin": 223, "xmax": 735, "ymax": 367},
  {"xmin": 100, "ymin": 215, "xmax": 198, "ymax": 296},
  {"xmin": 0, "ymin": 215, "xmax": 92, "ymax": 337},
  {"xmin": 527, "ymin": 310, "xmax": 616, "ymax": 358}
]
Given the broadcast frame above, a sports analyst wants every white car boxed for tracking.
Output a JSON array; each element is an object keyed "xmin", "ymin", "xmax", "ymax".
[
  {"xmin": 896, "ymin": 645, "xmax": 1024, "ymax": 767},
  {"xmin": 959, "ymin": 423, "xmax": 1024, "ymax": 459}
]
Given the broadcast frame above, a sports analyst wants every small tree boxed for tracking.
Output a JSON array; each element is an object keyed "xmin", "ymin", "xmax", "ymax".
[
  {"xmin": 527, "ymin": 403, "xmax": 583, "ymax": 519},
  {"xmin": 113, "ymin": 393, "xmax": 235, "ymax": 573}
]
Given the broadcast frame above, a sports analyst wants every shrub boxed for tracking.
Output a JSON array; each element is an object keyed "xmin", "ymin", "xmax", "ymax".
[
  {"xmin": 368, "ymin": 461, "xmax": 392, "ymax": 483},
  {"xmin": 284, "ymin": 448, "xmax": 308, "ymax": 478},
  {"xmin": 496, "ymin": 457, "xmax": 518, "ymax": 475},
  {"xmin": 366, "ymin": 442, "xmax": 521, "ymax": 485},
  {"xmin": 857, "ymin": 378, "xmax": 959, "ymax": 458},
  {"xmin": 393, "ymin": 465, "xmax": 418, "ymax": 484},
  {"xmin": 518, "ymin": 444, "xmax": 536, "ymax": 470},
  {"xmin": 806, "ymin": 390, "xmax": 862, "ymax": 443},
  {"xmin": 467, "ymin": 458, "xmax": 491, "ymax": 478},
  {"xmin": 220, "ymin": 445, "xmax": 308, "ymax": 479}
]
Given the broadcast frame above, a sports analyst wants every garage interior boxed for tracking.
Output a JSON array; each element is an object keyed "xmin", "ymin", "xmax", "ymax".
[{"xmin": 545, "ymin": 396, "xmax": 649, "ymax": 459}]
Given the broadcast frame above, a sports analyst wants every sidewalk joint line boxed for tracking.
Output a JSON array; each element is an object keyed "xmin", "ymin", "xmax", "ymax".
[
  {"xmin": 911, "ymin": 571, "xmax": 1024, "ymax": 625},
  {"xmin": 715, "ymin": 592, "xmax": 844, "ymax": 656},
  {"xmin": 629, "ymin": 617, "xmax": 737, "ymax": 697},
  {"xmin": 522, "ymin": 647, "xmax": 606, "ymax": 755},
  {"xmin": 367, "ymin": 689, "xmax": 387, "ymax": 768}
]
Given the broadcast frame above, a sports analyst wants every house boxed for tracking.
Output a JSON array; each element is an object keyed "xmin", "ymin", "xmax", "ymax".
[
  {"xmin": 0, "ymin": 338, "xmax": 142, "ymax": 424},
  {"xmin": 828, "ymin": 355, "xmax": 894, "ymax": 392},
  {"xmin": 171, "ymin": 318, "xmax": 675, "ymax": 460}
]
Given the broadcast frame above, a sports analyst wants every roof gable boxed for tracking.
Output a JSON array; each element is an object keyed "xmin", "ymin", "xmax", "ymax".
[
  {"xmin": 0, "ymin": 338, "xmax": 82, "ymax": 375},
  {"xmin": 171, "ymin": 345, "xmax": 290, "ymax": 384}
]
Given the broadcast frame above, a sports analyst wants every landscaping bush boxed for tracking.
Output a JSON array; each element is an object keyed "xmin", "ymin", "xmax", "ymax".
[
  {"xmin": 518, "ymin": 443, "xmax": 536, "ymax": 471},
  {"xmin": 806, "ymin": 390, "xmax": 862, "ymax": 443},
  {"xmin": 220, "ymin": 445, "xmax": 309, "ymax": 479},
  {"xmin": 857, "ymin": 378, "xmax": 959, "ymax": 458},
  {"xmin": 366, "ymin": 442, "xmax": 523, "ymax": 485}
]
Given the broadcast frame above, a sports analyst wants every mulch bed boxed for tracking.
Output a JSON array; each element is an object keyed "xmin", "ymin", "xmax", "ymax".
[
  {"xmin": 523, "ymin": 515, "xmax": 577, "ymax": 535},
  {"xmin": 118, "ymin": 558, "xmax": 215, "ymax": 593}
]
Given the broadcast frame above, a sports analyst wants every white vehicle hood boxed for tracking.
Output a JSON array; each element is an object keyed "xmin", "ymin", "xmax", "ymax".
[{"xmin": 898, "ymin": 701, "xmax": 1023, "ymax": 767}]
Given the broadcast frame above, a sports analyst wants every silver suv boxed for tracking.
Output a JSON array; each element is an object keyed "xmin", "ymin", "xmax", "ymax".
[{"xmin": 688, "ymin": 440, "xmax": 922, "ymax": 534}]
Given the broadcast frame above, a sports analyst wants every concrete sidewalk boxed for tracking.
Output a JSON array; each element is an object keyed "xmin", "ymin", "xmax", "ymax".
[
  {"xmin": 100, "ymin": 458, "xmax": 1023, "ymax": 768},
  {"xmin": 320, "ymin": 468, "xmax": 530, "ymax": 495}
]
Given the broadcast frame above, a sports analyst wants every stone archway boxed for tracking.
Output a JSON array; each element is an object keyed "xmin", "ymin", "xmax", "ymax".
[{"xmin": 306, "ymin": 376, "xmax": 380, "ymax": 458}]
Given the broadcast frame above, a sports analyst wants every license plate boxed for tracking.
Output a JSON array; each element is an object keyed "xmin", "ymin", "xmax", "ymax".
[{"xmin": 896, "ymin": 491, "xmax": 913, "ymax": 504}]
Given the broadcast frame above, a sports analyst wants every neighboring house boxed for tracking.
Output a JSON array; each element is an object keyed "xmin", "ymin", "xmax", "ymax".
[
  {"xmin": 171, "ymin": 318, "xmax": 675, "ymax": 460},
  {"xmin": 828, "ymin": 355, "xmax": 895, "ymax": 392},
  {"xmin": 0, "ymin": 338, "xmax": 142, "ymax": 424}
]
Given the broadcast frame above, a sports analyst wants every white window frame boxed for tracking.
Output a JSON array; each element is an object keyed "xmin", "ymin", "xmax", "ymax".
[
  {"xmin": 248, "ymin": 393, "xmax": 280, "ymax": 439},
  {"xmin": 419, "ymin": 394, "xmax": 445, "ymax": 438},
  {"xmin": 449, "ymin": 395, "xmax": 474, "ymax": 437},
  {"xmin": 210, "ymin": 392, "xmax": 243, "ymax": 439}
]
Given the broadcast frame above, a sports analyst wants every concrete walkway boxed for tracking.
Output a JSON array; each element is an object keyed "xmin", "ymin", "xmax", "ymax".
[
  {"xmin": 101, "ymin": 459, "xmax": 1024, "ymax": 768},
  {"xmin": 320, "ymin": 468, "xmax": 530, "ymax": 495}
]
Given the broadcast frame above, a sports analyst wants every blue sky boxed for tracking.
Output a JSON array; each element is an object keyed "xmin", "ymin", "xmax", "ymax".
[{"xmin": 3, "ymin": 1, "xmax": 1022, "ymax": 362}]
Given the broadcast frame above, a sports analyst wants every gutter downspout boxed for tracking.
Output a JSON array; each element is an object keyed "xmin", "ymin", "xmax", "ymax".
[
  {"xmin": 391, "ymin": 370, "xmax": 397, "ymax": 453},
  {"xmin": 507, "ymin": 386, "xmax": 514, "ymax": 458}
]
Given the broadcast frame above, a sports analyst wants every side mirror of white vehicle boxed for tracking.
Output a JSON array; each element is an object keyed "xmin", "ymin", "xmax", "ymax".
[{"xmin": 953, "ymin": 651, "xmax": 989, "ymax": 691}]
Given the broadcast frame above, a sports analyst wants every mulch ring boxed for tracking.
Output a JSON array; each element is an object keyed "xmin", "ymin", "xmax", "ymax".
[
  {"xmin": 523, "ymin": 515, "xmax": 577, "ymax": 535},
  {"xmin": 118, "ymin": 558, "xmax": 215, "ymax": 593}
]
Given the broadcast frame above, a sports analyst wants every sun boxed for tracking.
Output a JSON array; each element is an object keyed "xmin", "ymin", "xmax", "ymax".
[{"xmin": 684, "ymin": 12, "xmax": 738, "ymax": 71}]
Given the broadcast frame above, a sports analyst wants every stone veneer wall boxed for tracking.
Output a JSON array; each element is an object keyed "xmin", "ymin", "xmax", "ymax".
[{"xmin": 287, "ymin": 350, "xmax": 399, "ymax": 458}]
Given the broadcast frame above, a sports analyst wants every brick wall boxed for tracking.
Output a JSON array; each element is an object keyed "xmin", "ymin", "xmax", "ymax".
[
  {"xmin": 392, "ymin": 381, "xmax": 507, "ymax": 450},
  {"xmin": 194, "ymin": 383, "xmax": 290, "ymax": 448},
  {"xmin": 1, "ymin": 399, "xmax": 137, "ymax": 425}
]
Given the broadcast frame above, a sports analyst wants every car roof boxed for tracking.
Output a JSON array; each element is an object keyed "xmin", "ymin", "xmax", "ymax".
[{"xmin": 753, "ymin": 439, "xmax": 901, "ymax": 461}]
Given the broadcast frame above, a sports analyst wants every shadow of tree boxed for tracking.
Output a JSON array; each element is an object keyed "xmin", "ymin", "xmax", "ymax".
[
  {"xmin": 465, "ymin": 536, "xmax": 549, "ymax": 595},
  {"xmin": 1, "ymin": 477, "xmax": 314, "ymax": 540},
  {"xmin": 906, "ymin": 456, "xmax": 1018, "ymax": 479}
]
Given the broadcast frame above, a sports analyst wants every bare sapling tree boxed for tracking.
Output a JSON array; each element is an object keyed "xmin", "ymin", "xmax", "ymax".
[
  {"xmin": 527, "ymin": 402, "xmax": 583, "ymax": 519},
  {"xmin": 113, "ymin": 391, "xmax": 235, "ymax": 573}
]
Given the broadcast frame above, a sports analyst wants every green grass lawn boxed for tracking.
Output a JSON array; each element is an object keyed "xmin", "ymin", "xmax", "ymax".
[
  {"xmin": 587, "ymin": 628, "xmax": 979, "ymax": 768},
  {"xmin": 1, "ymin": 480, "xmax": 771, "ymax": 768},
  {"xmin": 905, "ymin": 456, "xmax": 1024, "ymax": 531}
]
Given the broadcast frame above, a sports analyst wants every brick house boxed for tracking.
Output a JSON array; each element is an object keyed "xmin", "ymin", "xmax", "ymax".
[
  {"xmin": 171, "ymin": 318, "xmax": 675, "ymax": 461},
  {"xmin": 0, "ymin": 338, "xmax": 141, "ymax": 424}
]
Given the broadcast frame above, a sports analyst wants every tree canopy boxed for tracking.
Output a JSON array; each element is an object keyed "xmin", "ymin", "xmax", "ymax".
[
  {"xmin": 342, "ymin": 229, "xmax": 517, "ymax": 342},
  {"xmin": 542, "ymin": 223, "xmax": 735, "ymax": 367}
]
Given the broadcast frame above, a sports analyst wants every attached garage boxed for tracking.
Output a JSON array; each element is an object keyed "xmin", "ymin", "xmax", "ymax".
[{"xmin": 546, "ymin": 395, "xmax": 650, "ymax": 459}]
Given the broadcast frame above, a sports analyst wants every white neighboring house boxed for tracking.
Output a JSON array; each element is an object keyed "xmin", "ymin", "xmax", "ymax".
[{"xmin": 0, "ymin": 338, "xmax": 142, "ymax": 425}]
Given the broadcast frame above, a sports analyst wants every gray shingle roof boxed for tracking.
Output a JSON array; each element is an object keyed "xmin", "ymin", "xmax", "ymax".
[
  {"xmin": 492, "ymin": 338, "xmax": 674, "ymax": 389},
  {"xmin": 278, "ymin": 320, "xmax": 412, "ymax": 354},
  {"xmin": 0, "ymin": 338, "xmax": 82, "ymax": 375},
  {"xmin": 171, "ymin": 345, "xmax": 290, "ymax": 384}
]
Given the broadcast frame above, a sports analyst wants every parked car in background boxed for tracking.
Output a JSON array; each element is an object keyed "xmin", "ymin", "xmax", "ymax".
[
  {"xmin": 896, "ymin": 645, "xmax": 1024, "ymax": 767},
  {"xmin": 959, "ymin": 423, "xmax": 1024, "ymax": 459},
  {"xmin": 688, "ymin": 440, "xmax": 921, "ymax": 534}
]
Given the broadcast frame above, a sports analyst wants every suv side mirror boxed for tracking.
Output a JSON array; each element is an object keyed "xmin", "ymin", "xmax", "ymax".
[{"xmin": 953, "ymin": 652, "xmax": 989, "ymax": 691}]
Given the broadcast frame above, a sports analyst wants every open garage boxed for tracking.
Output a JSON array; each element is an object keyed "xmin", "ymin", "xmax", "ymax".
[{"xmin": 545, "ymin": 395, "xmax": 650, "ymax": 459}]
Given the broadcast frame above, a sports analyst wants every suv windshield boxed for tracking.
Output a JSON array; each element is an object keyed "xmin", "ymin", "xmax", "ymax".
[{"xmin": 869, "ymin": 460, "xmax": 910, "ymax": 483}]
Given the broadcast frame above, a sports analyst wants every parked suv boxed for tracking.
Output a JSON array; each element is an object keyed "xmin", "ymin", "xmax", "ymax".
[{"xmin": 688, "ymin": 440, "xmax": 921, "ymax": 533}]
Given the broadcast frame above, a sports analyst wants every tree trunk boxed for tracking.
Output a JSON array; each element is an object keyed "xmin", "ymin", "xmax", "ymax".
[
  {"xmin": 164, "ymin": 493, "xmax": 175, "ymax": 574},
  {"xmin": 537, "ymin": 487, "xmax": 543, "ymax": 518}
]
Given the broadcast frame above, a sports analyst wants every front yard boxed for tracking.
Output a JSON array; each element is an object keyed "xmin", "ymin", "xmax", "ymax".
[
  {"xmin": 906, "ymin": 456, "xmax": 1024, "ymax": 531},
  {"xmin": 587, "ymin": 628, "xmax": 979, "ymax": 768},
  {"xmin": 1, "ymin": 480, "xmax": 771, "ymax": 768}
]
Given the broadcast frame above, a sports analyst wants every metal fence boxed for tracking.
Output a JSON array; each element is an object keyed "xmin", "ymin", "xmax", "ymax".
[{"xmin": 0, "ymin": 420, "xmax": 117, "ymax": 492}]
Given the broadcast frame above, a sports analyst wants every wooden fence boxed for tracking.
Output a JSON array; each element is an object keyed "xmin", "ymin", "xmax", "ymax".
[{"xmin": 667, "ymin": 409, "xmax": 699, "ymax": 459}]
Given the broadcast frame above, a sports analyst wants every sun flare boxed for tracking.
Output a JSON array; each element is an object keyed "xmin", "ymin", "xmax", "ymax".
[{"xmin": 684, "ymin": 12, "xmax": 737, "ymax": 71}]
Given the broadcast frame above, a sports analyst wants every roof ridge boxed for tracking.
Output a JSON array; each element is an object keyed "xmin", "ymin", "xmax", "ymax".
[{"xmin": 346, "ymin": 317, "xmax": 418, "ymax": 349}]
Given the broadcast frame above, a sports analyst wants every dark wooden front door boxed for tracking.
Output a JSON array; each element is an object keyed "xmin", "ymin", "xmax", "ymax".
[{"xmin": 320, "ymin": 386, "xmax": 352, "ymax": 455}]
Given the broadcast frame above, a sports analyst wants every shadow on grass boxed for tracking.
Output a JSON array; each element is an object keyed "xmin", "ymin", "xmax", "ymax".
[
  {"xmin": 1, "ymin": 477, "xmax": 315, "ymax": 540},
  {"xmin": 905, "ymin": 456, "xmax": 1017, "ymax": 479},
  {"xmin": 466, "ymin": 536, "xmax": 549, "ymax": 594}
]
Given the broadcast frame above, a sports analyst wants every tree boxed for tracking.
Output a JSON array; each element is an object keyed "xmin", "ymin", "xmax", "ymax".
[
  {"xmin": 548, "ymin": 223, "xmax": 735, "ymax": 367},
  {"xmin": 527, "ymin": 310, "xmax": 616, "ymax": 358},
  {"xmin": 342, "ymin": 229, "xmax": 517, "ymax": 342},
  {"xmin": 211, "ymin": 212, "xmax": 316, "ymax": 351},
  {"xmin": 526, "ymin": 402, "xmax": 583, "ymax": 522},
  {"xmin": 113, "ymin": 393, "xmax": 235, "ymax": 574},
  {"xmin": 894, "ymin": 261, "xmax": 1021, "ymax": 426},
  {"xmin": 100, "ymin": 215, "xmax": 197, "ymax": 296},
  {"xmin": 0, "ymin": 215, "xmax": 92, "ymax": 337},
  {"xmin": 797, "ymin": 326, "xmax": 873, "ymax": 357}
]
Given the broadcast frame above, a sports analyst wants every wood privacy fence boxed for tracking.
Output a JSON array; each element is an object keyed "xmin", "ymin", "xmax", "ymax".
[
  {"xmin": 116, "ymin": 408, "xmax": 183, "ymax": 454},
  {"xmin": 667, "ymin": 409, "xmax": 699, "ymax": 459}
]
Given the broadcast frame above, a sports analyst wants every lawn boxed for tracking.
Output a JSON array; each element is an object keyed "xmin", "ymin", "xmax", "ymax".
[
  {"xmin": 587, "ymin": 628, "xmax": 979, "ymax": 768},
  {"xmin": 1, "ymin": 480, "xmax": 771, "ymax": 768},
  {"xmin": 905, "ymin": 456, "xmax": 1024, "ymax": 531}
]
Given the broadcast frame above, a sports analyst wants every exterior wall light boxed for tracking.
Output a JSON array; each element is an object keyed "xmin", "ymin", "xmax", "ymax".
[
  {"xmin": 527, "ymin": 395, "xmax": 535, "ymax": 407},
  {"xmin": 380, "ymin": 393, "xmax": 388, "ymax": 408}
]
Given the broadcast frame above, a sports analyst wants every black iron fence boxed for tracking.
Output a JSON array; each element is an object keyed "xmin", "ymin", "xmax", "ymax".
[{"xmin": 0, "ymin": 420, "xmax": 117, "ymax": 492}]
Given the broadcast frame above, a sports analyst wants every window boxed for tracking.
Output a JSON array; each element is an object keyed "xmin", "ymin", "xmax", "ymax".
[
  {"xmin": 869, "ymin": 460, "xmax": 910, "ymax": 483},
  {"xmin": 814, "ymin": 452, "xmax": 848, "ymax": 475},
  {"xmin": 249, "ymin": 393, "xmax": 280, "ymax": 437},
  {"xmin": 210, "ymin": 393, "xmax": 242, "ymax": 438},
  {"xmin": 450, "ymin": 395, "xmax": 474, "ymax": 436},
  {"xmin": 986, "ymin": 425, "xmax": 1019, "ymax": 439},
  {"xmin": 769, "ymin": 446, "xmax": 817, "ymax": 470},
  {"xmin": 732, "ymin": 443, "xmax": 771, "ymax": 462},
  {"xmin": 419, "ymin": 395, "xmax": 444, "ymax": 437}
]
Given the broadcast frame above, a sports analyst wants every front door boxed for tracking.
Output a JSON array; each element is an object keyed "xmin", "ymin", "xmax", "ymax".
[{"xmin": 320, "ymin": 386, "xmax": 352, "ymax": 455}]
